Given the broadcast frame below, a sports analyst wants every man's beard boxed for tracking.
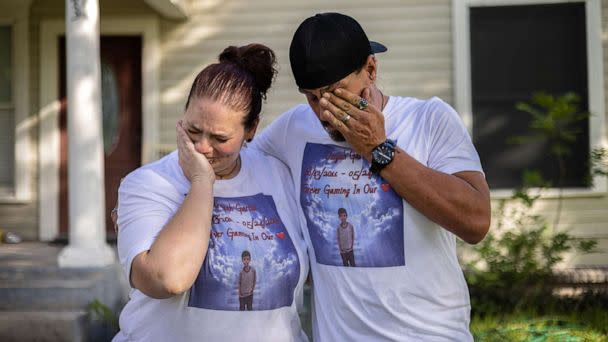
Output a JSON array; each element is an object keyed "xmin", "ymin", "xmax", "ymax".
[{"xmin": 322, "ymin": 121, "xmax": 345, "ymax": 142}]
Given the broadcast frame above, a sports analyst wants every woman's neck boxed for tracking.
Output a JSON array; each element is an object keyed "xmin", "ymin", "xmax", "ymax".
[{"xmin": 215, "ymin": 156, "xmax": 241, "ymax": 180}]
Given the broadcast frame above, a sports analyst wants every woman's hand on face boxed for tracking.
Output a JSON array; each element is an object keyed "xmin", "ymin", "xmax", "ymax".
[{"xmin": 176, "ymin": 120, "xmax": 215, "ymax": 184}]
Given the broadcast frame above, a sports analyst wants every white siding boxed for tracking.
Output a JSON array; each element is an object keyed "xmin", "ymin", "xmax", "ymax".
[{"xmin": 158, "ymin": 0, "xmax": 452, "ymax": 144}]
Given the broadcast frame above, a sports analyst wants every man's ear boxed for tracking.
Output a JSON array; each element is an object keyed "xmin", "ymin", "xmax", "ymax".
[{"xmin": 365, "ymin": 55, "xmax": 378, "ymax": 82}]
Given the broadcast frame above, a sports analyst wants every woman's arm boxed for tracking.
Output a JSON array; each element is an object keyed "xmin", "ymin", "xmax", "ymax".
[{"xmin": 130, "ymin": 121, "xmax": 215, "ymax": 299}]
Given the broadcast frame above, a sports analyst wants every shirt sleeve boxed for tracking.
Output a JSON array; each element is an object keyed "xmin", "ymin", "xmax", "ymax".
[
  {"xmin": 116, "ymin": 169, "xmax": 182, "ymax": 286},
  {"xmin": 425, "ymin": 97, "xmax": 484, "ymax": 175},
  {"xmin": 250, "ymin": 105, "xmax": 300, "ymax": 162}
]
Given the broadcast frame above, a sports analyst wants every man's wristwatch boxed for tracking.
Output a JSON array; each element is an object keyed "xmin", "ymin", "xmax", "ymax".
[{"xmin": 370, "ymin": 139, "xmax": 396, "ymax": 174}]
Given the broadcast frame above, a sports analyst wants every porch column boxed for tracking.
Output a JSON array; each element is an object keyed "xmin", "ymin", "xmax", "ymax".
[{"xmin": 58, "ymin": 0, "xmax": 115, "ymax": 267}]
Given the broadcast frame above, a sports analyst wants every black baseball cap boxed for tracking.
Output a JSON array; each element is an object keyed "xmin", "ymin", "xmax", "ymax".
[{"xmin": 289, "ymin": 12, "xmax": 387, "ymax": 90}]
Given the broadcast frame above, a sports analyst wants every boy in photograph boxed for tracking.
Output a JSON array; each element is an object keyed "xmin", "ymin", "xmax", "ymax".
[
  {"xmin": 238, "ymin": 250, "xmax": 256, "ymax": 311},
  {"xmin": 336, "ymin": 208, "xmax": 355, "ymax": 266}
]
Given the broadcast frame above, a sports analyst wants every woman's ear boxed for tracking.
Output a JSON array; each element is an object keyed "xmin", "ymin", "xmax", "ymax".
[{"xmin": 245, "ymin": 118, "xmax": 259, "ymax": 141}]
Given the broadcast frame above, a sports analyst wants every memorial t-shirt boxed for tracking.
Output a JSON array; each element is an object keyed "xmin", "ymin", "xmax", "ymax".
[
  {"xmin": 113, "ymin": 148, "xmax": 309, "ymax": 342},
  {"xmin": 252, "ymin": 96, "xmax": 482, "ymax": 341}
]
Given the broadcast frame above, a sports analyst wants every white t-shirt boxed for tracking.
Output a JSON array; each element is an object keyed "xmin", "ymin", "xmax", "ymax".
[
  {"xmin": 113, "ymin": 147, "xmax": 309, "ymax": 342},
  {"xmin": 252, "ymin": 96, "xmax": 482, "ymax": 341}
]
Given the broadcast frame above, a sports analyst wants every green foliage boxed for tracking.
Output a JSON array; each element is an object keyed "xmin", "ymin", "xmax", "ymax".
[
  {"xmin": 464, "ymin": 171, "xmax": 598, "ymax": 315},
  {"xmin": 87, "ymin": 299, "xmax": 119, "ymax": 330},
  {"xmin": 512, "ymin": 92, "xmax": 589, "ymax": 159},
  {"xmin": 471, "ymin": 312, "xmax": 608, "ymax": 341}
]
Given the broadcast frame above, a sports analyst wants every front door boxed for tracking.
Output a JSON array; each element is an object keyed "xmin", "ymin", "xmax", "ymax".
[{"xmin": 59, "ymin": 36, "xmax": 142, "ymax": 240}]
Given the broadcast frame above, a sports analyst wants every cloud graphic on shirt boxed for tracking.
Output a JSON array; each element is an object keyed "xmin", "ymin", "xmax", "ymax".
[
  {"xmin": 304, "ymin": 193, "xmax": 337, "ymax": 241},
  {"xmin": 262, "ymin": 235, "xmax": 297, "ymax": 272},
  {"xmin": 208, "ymin": 250, "xmax": 239, "ymax": 287},
  {"xmin": 357, "ymin": 177, "xmax": 402, "ymax": 238}
]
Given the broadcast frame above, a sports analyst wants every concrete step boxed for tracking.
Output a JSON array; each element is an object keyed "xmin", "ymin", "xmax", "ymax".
[
  {"xmin": 0, "ymin": 311, "xmax": 89, "ymax": 342},
  {"xmin": 0, "ymin": 243, "xmax": 128, "ymax": 341},
  {"xmin": 0, "ymin": 265, "xmax": 126, "ymax": 311}
]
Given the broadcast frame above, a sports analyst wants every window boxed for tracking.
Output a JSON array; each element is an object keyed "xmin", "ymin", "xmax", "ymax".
[
  {"xmin": 0, "ymin": 24, "xmax": 14, "ymax": 196},
  {"xmin": 453, "ymin": 0, "xmax": 606, "ymax": 194},
  {"xmin": 470, "ymin": 3, "xmax": 588, "ymax": 189}
]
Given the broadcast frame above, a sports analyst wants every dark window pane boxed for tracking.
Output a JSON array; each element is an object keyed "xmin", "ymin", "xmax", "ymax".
[
  {"xmin": 0, "ymin": 25, "xmax": 11, "ymax": 103},
  {"xmin": 470, "ymin": 3, "xmax": 589, "ymax": 189}
]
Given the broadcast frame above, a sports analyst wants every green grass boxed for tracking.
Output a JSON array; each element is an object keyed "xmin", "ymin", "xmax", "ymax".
[{"xmin": 471, "ymin": 310, "xmax": 608, "ymax": 342}]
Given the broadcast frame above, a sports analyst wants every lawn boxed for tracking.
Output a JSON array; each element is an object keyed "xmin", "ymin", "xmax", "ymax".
[{"xmin": 471, "ymin": 309, "xmax": 608, "ymax": 342}]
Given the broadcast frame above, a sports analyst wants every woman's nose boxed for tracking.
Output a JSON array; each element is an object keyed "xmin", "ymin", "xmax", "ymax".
[{"xmin": 194, "ymin": 138, "xmax": 213, "ymax": 155}]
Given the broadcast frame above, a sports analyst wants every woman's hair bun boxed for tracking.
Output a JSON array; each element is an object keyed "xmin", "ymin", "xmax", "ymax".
[{"xmin": 219, "ymin": 44, "xmax": 277, "ymax": 98}]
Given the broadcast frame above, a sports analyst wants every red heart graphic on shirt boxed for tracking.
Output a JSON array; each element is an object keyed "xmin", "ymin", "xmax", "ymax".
[
  {"xmin": 276, "ymin": 232, "xmax": 286, "ymax": 239},
  {"xmin": 381, "ymin": 183, "xmax": 391, "ymax": 192}
]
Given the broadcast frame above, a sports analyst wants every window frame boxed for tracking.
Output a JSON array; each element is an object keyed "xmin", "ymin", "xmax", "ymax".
[
  {"xmin": 452, "ymin": 0, "xmax": 607, "ymax": 198},
  {"xmin": 0, "ymin": 10, "xmax": 31, "ymax": 202}
]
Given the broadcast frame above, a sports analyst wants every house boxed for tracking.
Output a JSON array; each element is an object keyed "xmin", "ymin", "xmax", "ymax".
[{"xmin": 0, "ymin": 0, "xmax": 606, "ymax": 337}]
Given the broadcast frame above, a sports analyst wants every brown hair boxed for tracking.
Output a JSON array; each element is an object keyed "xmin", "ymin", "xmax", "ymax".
[{"xmin": 185, "ymin": 44, "xmax": 277, "ymax": 130}]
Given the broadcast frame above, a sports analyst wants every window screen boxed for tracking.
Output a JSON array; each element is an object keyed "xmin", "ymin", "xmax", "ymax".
[
  {"xmin": 470, "ymin": 3, "xmax": 589, "ymax": 189},
  {"xmin": 0, "ymin": 25, "xmax": 13, "ymax": 194}
]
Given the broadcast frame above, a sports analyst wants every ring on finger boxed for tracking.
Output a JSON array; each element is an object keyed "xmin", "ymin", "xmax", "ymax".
[
  {"xmin": 341, "ymin": 114, "xmax": 351, "ymax": 123},
  {"xmin": 357, "ymin": 98, "xmax": 368, "ymax": 110}
]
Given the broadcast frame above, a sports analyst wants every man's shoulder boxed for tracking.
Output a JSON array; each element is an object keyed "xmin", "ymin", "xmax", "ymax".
[
  {"xmin": 389, "ymin": 96, "xmax": 452, "ymax": 115},
  {"xmin": 242, "ymin": 147, "xmax": 291, "ymax": 178},
  {"xmin": 282, "ymin": 103, "xmax": 313, "ymax": 117},
  {"xmin": 269, "ymin": 103, "xmax": 312, "ymax": 125},
  {"xmin": 387, "ymin": 96, "xmax": 459, "ymax": 135}
]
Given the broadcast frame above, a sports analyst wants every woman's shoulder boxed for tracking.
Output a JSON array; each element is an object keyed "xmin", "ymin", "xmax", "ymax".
[{"xmin": 121, "ymin": 151, "xmax": 184, "ymax": 194}]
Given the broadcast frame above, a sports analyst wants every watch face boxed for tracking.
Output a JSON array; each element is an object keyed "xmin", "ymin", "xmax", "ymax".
[{"xmin": 372, "ymin": 142, "xmax": 395, "ymax": 166}]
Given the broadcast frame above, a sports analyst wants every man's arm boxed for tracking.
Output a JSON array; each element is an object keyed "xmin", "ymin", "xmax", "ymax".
[
  {"xmin": 380, "ymin": 151, "xmax": 490, "ymax": 244},
  {"xmin": 320, "ymin": 88, "xmax": 490, "ymax": 244}
]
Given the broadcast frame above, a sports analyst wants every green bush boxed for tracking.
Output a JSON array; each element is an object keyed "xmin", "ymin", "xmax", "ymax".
[
  {"xmin": 463, "ymin": 171, "xmax": 597, "ymax": 316},
  {"xmin": 463, "ymin": 92, "xmax": 604, "ymax": 317}
]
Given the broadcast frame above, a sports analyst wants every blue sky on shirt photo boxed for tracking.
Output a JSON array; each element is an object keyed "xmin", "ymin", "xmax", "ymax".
[
  {"xmin": 300, "ymin": 143, "xmax": 405, "ymax": 267},
  {"xmin": 188, "ymin": 194, "xmax": 300, "ymax": 311}
]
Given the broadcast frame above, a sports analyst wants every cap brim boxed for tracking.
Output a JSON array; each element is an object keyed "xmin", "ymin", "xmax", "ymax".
[{"xmin": 370, "ymin": 41, "xmax": 387, "ymax": 54}]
